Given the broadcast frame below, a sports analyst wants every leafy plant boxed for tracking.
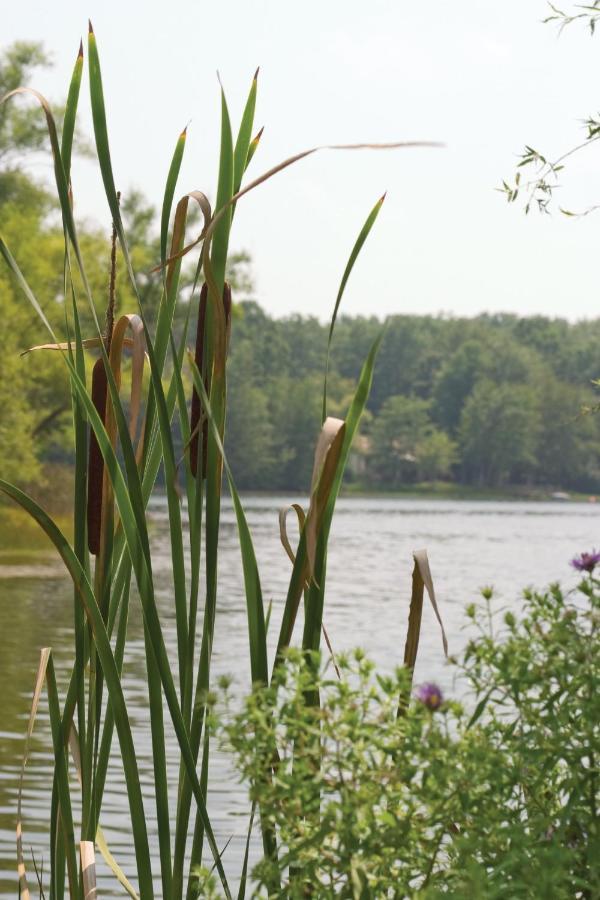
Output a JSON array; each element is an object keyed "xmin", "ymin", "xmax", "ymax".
[
  {"xmin": 0, "ymin": 24, "xmax": 437, "ymax": 899},
  {"xmin": 221, "ymin": 567, "xmax": 600, "ymax": 898}
]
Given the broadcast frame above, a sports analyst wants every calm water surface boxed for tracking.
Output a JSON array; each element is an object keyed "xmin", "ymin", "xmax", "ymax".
[{"xmin": 0, "ymin": 496, "xmax": 597, "ymax": 896}]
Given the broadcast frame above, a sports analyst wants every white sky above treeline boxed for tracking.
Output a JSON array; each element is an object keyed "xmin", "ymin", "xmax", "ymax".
[{"xmin": 3, "ymin": 0, "xmax": 600, "ymax": 321}]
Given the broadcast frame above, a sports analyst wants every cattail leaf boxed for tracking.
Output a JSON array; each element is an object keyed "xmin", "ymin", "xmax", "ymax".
[
  {"xmin": 21, "ymin": 336, "xmax": 136, "ymax": 355},
  {"xmin": 412, "ymin": 549, "xmax": 448, "ymax": 658},
  {"xmin": 233, "ymin": 69, "xmax": 258, "ymax": 199},
  {"xmin": 88, "ymin": 23, "xmax": 137, "ymax": 291},
  {"xmin": 61, "ymin": 40, "xmax": 84, "ymax": 182},
  {"xmin": 322, "ymin": 194, "xmax": 385, "ymax": 422},
  {"xmin": 273, "ymin": 336, "xmax": 382, "ymax": 665},
  {"xmin": 210, "ymin": 84, "xmax": 234, "ymax": 296},
  {"xmin": 188, "ymin": 352, "xmax": 269, "ymax": 687},
  {"xmin": 45, "ymin": 655, "xmax": 78, "ymax": 900},
  {"xmin": 278, "ymin": 503, "xmax": 306, "ymax": 566},
  {"xmin": 245, "ymin": 126, "xmax": 264, "ymax": 171},
  {"xmin": 301, "ymin": 334, "xmax": 383, "ymax": 657},
  {"xmin": 190, "ymin": 283, "xmax": 208, "ymax": 478},
  {"xmin": 16, "ymin": 647, "xmax": 51, "ymax": 900},
  {"xmin": 160, "ymin": 126, "xmax": 187, "ymax": 268},
  {"xmin": 87, "ymin": 358, "xmax": 108, "ymax": 555},
  {"xmin": 188, "ymin": 352, "xmax": 278, "ymax": 871}
]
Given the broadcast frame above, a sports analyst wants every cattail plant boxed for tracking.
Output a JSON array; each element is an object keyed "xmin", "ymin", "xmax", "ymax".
[{"xmin": 0, "ymin": 22, "xmax": 442, "ymax": 899}]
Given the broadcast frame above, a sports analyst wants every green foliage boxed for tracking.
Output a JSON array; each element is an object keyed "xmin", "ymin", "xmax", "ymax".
[
  {"xmin": 458, "ymin": 381, "xmax": 540, "ymax": 486},
  {"xmin": 222, "ymin": 574, "xmax": 600, "ymax": 898},
  {"xmin": 224, "ymin": 307, "xmax": 600, "ymax": 492}
]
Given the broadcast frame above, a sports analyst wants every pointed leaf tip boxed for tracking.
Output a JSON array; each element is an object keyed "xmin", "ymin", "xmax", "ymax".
[
  {"xmin": 88, "ymin": 19, "xmax": 94, "ymax": 33},
  {"xmin": 78, "ymin": 38, "xmax": 83, "ymax": 59},
  {"xmin": 255, "ymin": 126, "xmax": 264, "ymax": 140},
  {"xmin": 379, "ymin": 191, "xmax": 387, "ymax": 204},
  {"xmin": 254, "ymin": 66, "xmax": 260, "ymax": 80}
]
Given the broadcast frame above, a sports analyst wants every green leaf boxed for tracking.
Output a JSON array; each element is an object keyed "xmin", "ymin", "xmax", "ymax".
[{"xmin": 322, "ymin": 195, "xmax": 385, "ymax": 422}]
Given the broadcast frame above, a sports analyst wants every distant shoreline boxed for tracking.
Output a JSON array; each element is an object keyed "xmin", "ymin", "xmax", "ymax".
[{"xmin": 339, "ymin": 482, "xmax": 597, "ymax": 503}]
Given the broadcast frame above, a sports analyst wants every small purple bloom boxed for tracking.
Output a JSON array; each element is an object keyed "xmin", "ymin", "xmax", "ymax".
[
  {"xmin": 415, "ymin": 682, "xmax": 443, "ymax": 711},
  {"xmin": 570, "ymin": 550, "xmax": 600, "ymax": 573}
]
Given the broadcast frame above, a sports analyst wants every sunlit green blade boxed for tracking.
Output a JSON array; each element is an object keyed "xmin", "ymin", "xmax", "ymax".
[
  {"xmin": 45, "ymin": 655, "xmax": 79, "ymax": 899},
  {"xmin": 188, "ymin": 356, "xmax": 278, "ymax": 876},
  {"xmin": 160, "ymin": 127, "xmax": 187, "ymax": 267},
  {"xmin": 245, "ymin": 126, "xmax": 263, "ymax": 172},
  {"xmin": 233, "ymin": 70, "xmax": 258, "ymax": 196},
  {"xmin": 189, "ymin": 356, "xmax": 269, "ymax": 686},
  {"xmin": 303, "ymin": 334, "xmax": 383, "ymax": 655},
  {"xmin": 178, "ymin": 81, "xmax": 235, "ymax": 889},
  {"xmin": 210, "ymin": 85, "xmax": 234, "ymax": 294},
  {"xmin": 61, "ymin": 41, "xmax": 84, "ymax": 181},
  {"xmin": 322, "ymin": 194, "xmax": 385, "ymax": 422},
  {"xmin": 273, "ymin": 334, "xmax": 383, "ymax": 668},
  {"xmin": 87, "ymin": 23, "xmax": 136, "ymax": 290}
]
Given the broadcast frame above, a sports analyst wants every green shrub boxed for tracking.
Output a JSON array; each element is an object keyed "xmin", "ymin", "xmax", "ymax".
[{"xmin": 222, "ymin": 569, "xmax": 600, "ymax": 898}]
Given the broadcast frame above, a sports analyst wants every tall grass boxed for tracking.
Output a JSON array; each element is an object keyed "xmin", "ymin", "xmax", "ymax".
[{"xmin": 0, "ymin": 26, "xmax": 443, "ymax": 898}]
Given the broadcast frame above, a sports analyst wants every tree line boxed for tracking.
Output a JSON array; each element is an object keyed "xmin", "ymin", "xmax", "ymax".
[
  {"xmin": 2, "ymin": 41, "xmax": 600, "ymax": 497},
  {"xmin": 224, "ymin": 303, "xmax": 600, "ymax": 492}
]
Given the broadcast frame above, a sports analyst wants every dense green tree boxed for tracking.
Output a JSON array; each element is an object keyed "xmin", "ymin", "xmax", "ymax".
[
  {"xmin": 415, "ymin": 429, "xmax": 458, "ymax": 482},
  {"xmin": 432, "ymin": 340, "xmax": 486, "ymax": 433},
  {"xmin": 459, "ymin": 381, "xmax": 540, "ymax": 486},
  {"xmin": 369, "ymin": 395, "xmax": 432, "ymax": 486}
]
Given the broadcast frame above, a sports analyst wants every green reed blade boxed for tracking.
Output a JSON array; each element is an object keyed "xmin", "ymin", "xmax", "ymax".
[
  {"xmin": 87, "ymin": 24, "xmax": 136, "ymax": 291},
  {"xmin": 303, "ymin": 334, "xmax": 383, "ymax": 655},
  {"xmin": 189, "ymin": 357, "xmax": 269, "ymax": 686},
  {"xmin": 236, "ymin": 803, "xmax": 256, "ymax": 900},
  {"xmin": 160, "ymin": 127, "xmax": 187, "ymax": 267},
  {"xmin": 63, "ymin": 276, "xmax": 89, "ymax": 826},
  {"xmin": 61, "ymin": 40, "xmax": 84, "ymax": 182},
  {"xmin": 233, "ymin": 70, "xmax": 258, "ymax": 197},
  {"xmin": 0, "ymin": 482, "xmax": 155, "ymax": 898},
  {"xmin": 88, "ymin": 27, "xmax": 193, "ymax": 718},
  {"xmin": 273, "ymin": 336, "xmax": 383, "ymax": 667},
  {"xmin": 144, "ymin": 626, "xmax": 173, "ymax": 899},
  {"xmin": 322, "ymin": 194, "xmax": 385, "ymax": 423},
  {"xmin": 45, "ymin": 654, "xmax": 79, "ymax": 900},
  {"xmin": 170, "ymin": 318, "xmax": 207, "ymax": 898},
  {"xmin": 244, "ymin": 126, "xmax": 263, "ymax": 172},
  {"xmin": 94, "ymin": 568, "xmax": 130, "ymax": 809},
  {"xmin": 189, "ymin": 357, "xmax": 278, "ymax": 876},
  {"xmin": 169, "ymin": 323, "xmax": 201, "ymax": 729},
  {"xmin": 210, "ymin": 85, "xmax": 234, "ymax": 294},
  {"xmin": 175, "ymin": 81, "xmax": 235, "ymax": 894}
]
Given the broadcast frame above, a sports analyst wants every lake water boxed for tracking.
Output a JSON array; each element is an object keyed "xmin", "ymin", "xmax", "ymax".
[{"xmin": 0, "ymin": 495, "xmax": 597, "ymax": 896}]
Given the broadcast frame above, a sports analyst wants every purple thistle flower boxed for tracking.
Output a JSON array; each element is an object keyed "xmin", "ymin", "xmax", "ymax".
[
  {"xmin": 415, "ymin": 682, "xmax": 443, "ymax": 711},
  {"xmin": 570, "ymin": 550, "xmax": 600, "ymax": 573}
]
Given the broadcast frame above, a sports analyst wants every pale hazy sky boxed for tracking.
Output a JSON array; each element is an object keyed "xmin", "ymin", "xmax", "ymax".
[{"xmin": 3, "ymin": 1, "xmax": 600, "ymax": 321}]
